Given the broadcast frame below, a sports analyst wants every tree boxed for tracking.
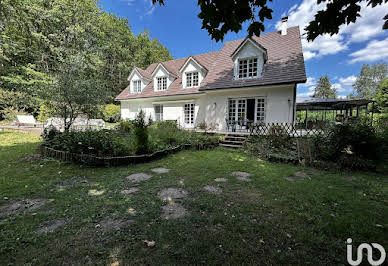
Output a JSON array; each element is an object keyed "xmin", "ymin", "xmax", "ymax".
[
  {"xmin": 353, "ymin": 63, "xmax": 387, "ymax": 99},
  {"xmin": 312, "ymin": 75, "xmax": 337, "ymax": 98},
  {"xmin": 0, "ymin": 0, "xmax": 173, "ymax": 122},
  {"xmin": 40, "ymin": 54, "xmax": 105, "ymax": 131},
  {"xmin": 375, "ymin": 78, "xmax": 388, "ymax": 112},
  {"xmin": 152, "ymin": 0, "xmax": 388, "ymax": 42}
]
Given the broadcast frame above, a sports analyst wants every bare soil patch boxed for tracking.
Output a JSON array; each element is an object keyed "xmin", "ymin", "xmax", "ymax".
[
  {"xmin": 126, "ymin": 173, "xmax": 152, "ymax": 183},
  {"xmin": 35, "ymin": 219, "xmax": 67, "ymax": 234},
  {"xmin": 231, "ymin": 171, "xmax": 252, "ymax": 181},
  {"xmin": 203, "ymin": 185, "xmax": 222, "ymax": 195},
  {"xmin": 214, "ymin": 178, "xmax": 227, "ymax": 182},
  {"xmin": 157, "ymin": 188, "xmax": 188, "ymax": 201},
  {"xmin": 151, "ymin": 168, "xmax": 170, "ymax": 174},
  {"xmin": 96, "ymin": 218, "xmax": 134, "ymax": 233},
  {"xmin": 161, "ymin": 203, "xmax": 188, "ymax": 220},
  {"xmin": 0, "ymin": 199, "xmax": 47, "ymax": 218}
]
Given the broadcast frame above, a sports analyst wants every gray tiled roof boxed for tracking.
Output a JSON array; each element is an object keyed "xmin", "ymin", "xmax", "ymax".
[{"xmin": 116, "ymin": 26, "xmax": 306, "ymax": 100}]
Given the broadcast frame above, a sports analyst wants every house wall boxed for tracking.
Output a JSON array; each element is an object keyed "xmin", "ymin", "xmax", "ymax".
[{"xmin": 120, "ymin": 84, "xmax": 295, "ymax": 130}]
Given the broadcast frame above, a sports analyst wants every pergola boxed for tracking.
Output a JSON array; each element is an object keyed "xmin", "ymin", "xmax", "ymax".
[{"xmin": 296, "ymin": 98, "xmax": 375, "ymax": 128}]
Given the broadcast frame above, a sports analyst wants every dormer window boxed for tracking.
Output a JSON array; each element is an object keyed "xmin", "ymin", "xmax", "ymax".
[
  {"xmin": 238, "ymin": 58, "xmax": 258, "ymax": 79},
  {"xmin": 133, "ymin": 80, "xmax": 142, "ymax": 93},
  {"xmin": 157, "ymin": 77, "xmax": 167, "ymax": 91},
  {"xmin": 186, "ymin": 72, "xmax": 199, "ymax": 87}
]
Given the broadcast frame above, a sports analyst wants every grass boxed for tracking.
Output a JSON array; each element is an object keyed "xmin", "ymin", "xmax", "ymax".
[{"xmin": 0, "ymin": 131, "xmax": 387, "ymax": 265}]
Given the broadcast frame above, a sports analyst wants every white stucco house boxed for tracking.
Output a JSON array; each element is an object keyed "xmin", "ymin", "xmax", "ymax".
[{"xmin": 116, "ymin": 19, "xmax": 306, "ymax": 131}]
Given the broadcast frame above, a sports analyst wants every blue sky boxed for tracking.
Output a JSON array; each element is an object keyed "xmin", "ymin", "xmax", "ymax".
[{"xmin": 100, "ymin": 0, "xmax": 388, "ymax": 98}]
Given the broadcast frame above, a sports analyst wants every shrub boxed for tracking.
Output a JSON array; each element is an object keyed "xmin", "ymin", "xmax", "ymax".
[
  {"xmin": 102, "ymin": 104, "xmax": 120, "ymax": 123},
  {"xmin": 42, "ymin": 129, "xmax": 128, "ymax": 156},
  {"xmin": 117, "ymin": 120, "xmax": 133, "ymax": 134},
  {"xmin": 37, "ymin": 103, "xmax": 54, "ymax": 122},
  {"xmin": 133, "ymin": 110, "xmax": 149, "ymax": 154}
]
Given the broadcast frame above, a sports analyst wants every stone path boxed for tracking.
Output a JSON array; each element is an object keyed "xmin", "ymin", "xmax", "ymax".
[
  {"xmin": 161, "ymin": 203, "xmax": 188, "ymax": 220},
  {"xmin": 0, "ymin": 199, "xmax": 47, "ymax": 218},
  {"xmin": 203, "ymin": 185, "xmax": 222, "ymax": 195},
  {"xmin": 157, "ymin": 188, "xmax": 189, "ymax": 219},
  {"xmin": 151, "ymin": 168, "xmax": 170, "ymax": 174},
  {"xmin": 231, "ymin": 171, "xmax": 252, "ymax": 182},
  {"xmin": 285, "ymin": 171, "xmax": 310, "ymax": 182},
  {"xmin": 157, "ymin": 188, "xmax": 188, "ymax": 201},
  {"xmin": 35, "ymin": 219, "xmax": 67, "ymax": 234},
  {"xmin": 126, "ymin": 173, "xmax": 152, "ymax": 183},
  {"xmin": 96, "ymin": 218, "xmax": 133, "ymax": 233},
  {"xmin": 121, "ymin": 188, "xmax": 140, "ymax": 196}
]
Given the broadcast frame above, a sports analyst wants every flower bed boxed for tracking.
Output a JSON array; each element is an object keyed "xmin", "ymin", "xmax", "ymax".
[{"xmin": 40, "ymin": 115, "xmax": 220, "ymax": 166}]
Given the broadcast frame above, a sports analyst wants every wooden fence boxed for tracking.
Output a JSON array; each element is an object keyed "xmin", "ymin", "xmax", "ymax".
[
  {"xmin": 249, "ymin": 122, "xmax": 327, "ymax": 137},
  {"xmin": 39, "ymin": 143, "xmax": 217, "ymax": 167}
]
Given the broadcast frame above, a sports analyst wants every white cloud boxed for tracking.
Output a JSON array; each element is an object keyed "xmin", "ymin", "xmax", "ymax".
[
  {"xmin": 277, "ymin": 0, "xmax": 388, "ymax": 61},
  {"xmin": 297, "ymin": 76, "xmax": 316, "ymax": 97},
  {"xmin": 339, "ymin": 75, "xmax": 357, "ymax": 87},
  {"xmin": 120, "ymin": 0, "xmax": 135, "ymax": 5},
  {"xmin": 349, "ymin": 37, "xmax": 388, "ymax": 63}
]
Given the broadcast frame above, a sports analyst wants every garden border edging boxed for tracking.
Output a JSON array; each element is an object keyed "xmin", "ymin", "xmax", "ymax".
[{"xmin": 39, "ymin": 143, "xmax": 217, "ymax": 167}]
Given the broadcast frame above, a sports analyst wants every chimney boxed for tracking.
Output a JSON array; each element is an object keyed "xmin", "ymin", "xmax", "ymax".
[{"xmin": 281, "ymin": 17, "xmax": 288, "ymax": 35}]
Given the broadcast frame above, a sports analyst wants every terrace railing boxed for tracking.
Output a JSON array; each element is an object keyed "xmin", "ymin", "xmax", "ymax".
[{"xmin": 249, "ymin": 122, "xmax": 327, "ymax": 137}]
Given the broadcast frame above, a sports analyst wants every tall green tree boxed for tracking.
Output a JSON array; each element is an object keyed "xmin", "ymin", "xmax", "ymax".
[
  {"xmin": 152, "ymin": 0, "xmax": 388, "ymax": 41},
  {"xmin": 0, "ymin": 0, "xmax": 172, "ymax": 120},
  {"xmin": 375, "ymin": 78, "xmax": 388, "ymax": 112},
  {"xmin": 353, "ymin": 63, "xmax": 387, "ymax": 99},
  {"xmin": 313, "ymin": 75, "xmax": 337, "ymax": 99}
]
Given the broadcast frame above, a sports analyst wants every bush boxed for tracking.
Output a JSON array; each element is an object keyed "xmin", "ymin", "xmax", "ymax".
[
  {"xmin": 42, "ymin": 129, "xmax": 129, "ymax": 156},
  {"xmin": 133, "ymin": 110, "xmax": 149, "ymax": 154},
  {"xmin": 102, "ymin": 104, "xmax": 120, "ymax": 123},
  {"xmin": 117, "ymin": 120, "xmax": 133, "ymax": 134}
]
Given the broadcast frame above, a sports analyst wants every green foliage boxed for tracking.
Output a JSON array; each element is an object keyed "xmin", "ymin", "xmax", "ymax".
[
  {"xmin": 312, "ymin": 75, "xmax": 336, "ymax": 99},
  {"xmin": 0, "ymin": 106, "xmax": 27, "ymax": 122},
  {"xmin": 37, "ymin": 103, "xmax": 54, "ymax": 122},
  {"xmin": 102, "ymin": 104, "xmax": 120, "ymax": 123},
  {"xmin": 0, "ymin": 0, "xmax": 172, "ymax": 119},
  {"xmin": 305, "ymin": 0, "xmax": 388, "ymax": 41},
  {"xmin": 154, "ymin": 0, "xmax": 387, "ymax": 42},
  {"xmin": 353, "ymin": 63, "xmax": 387, "ymax": 99},
  {"xmin": 133, "ymin": 110, "xmax": 149, "ymax": 154},
  {"xmin": 117, "ymin": 120, "xmax": 133, "ymax": 134},
  {"xmin": 310, "ymin": 121, "xmax": 380, "ymax": 169},
  {"xmin": 42, "ymin": 129, "xmax": 129, "ymax": 157},
  {"xmin": 375, "ymin": 78, "xmax": 388, "ymax": 112}
]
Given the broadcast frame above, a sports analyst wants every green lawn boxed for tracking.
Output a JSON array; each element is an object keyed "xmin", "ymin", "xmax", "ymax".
[{"xmin": 0, "ymin": 131, "xmax": 387, "ymax": 265}]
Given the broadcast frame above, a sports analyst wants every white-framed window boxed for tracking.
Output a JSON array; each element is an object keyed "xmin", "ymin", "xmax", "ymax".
[
  {"xmin": 256, "ymin": 98, "xmax": 265, "ymax": 122},
  {"xmin": 157, "ymin": 77, "xmax": 167, "ymax": 91},
  {"xmin": 186, "ymin": 72, "xmax": 199, "ymax": 87},
  {"xmin": 132, "ymin": 80, "xmax": 142, "ymax": 93},
  {"xmin": 238, "ymin": 58, "xmax": 258, "ymax": 79},
  {"xmin": 184, "ymin": 103, "xmax": 195, "ymax": 125},
  {"xmin": 154, "ymin": 104, "xmax": 163, "ymax": 121}
]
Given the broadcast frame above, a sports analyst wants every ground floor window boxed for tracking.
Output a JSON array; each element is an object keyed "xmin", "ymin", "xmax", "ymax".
[
  {"xmin": 184, "ymin": 103, "xmax": 195, "ymax": 125},
  {"xmin": 154, "ymin": 104, "xmax": 163, "ymax": 121},
  {"xmin": 228, "ymin": 97, "xmax": 265, "ymax": 123}
]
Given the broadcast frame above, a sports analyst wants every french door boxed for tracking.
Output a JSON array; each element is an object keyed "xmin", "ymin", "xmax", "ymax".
[{"xmin": 228, "ymin": 98, "xmax": 266, "ymax": 123}]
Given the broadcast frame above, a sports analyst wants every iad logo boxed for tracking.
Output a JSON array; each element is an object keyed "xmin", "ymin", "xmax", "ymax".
[{"xmin": 347, "ymin": 238, "xmax": 386, "ymax": 266}]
